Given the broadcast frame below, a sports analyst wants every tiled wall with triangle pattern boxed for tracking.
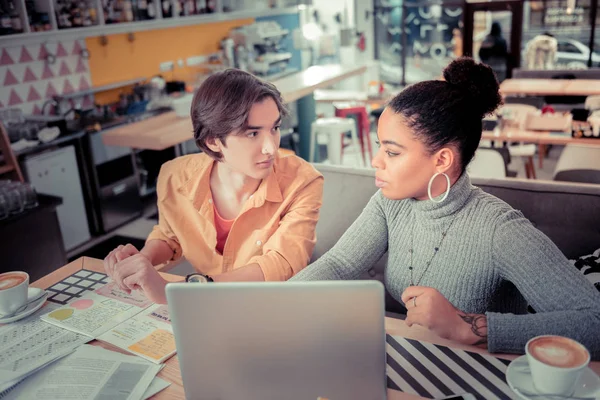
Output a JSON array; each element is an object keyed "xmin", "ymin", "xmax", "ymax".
[{"xmin": 0, "ymin": 40, "xmax": 93, "ymax": 116}]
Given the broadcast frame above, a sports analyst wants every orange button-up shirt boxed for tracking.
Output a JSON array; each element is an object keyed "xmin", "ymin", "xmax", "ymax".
[{"xmin": 147, "ymin": 152, "xmax": 323, "ymax": 281}]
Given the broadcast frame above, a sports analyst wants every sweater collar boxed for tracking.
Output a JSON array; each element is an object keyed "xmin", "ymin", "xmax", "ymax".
[{"xmin": 410, "ymin": 172, "xmax": 473, "ymax": 221}]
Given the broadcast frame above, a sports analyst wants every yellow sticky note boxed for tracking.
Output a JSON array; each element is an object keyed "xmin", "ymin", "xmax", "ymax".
[
  {"xmin": 128, "ymin": 329, "xmax": 176, "ymax": 361},
  {"xmin": 49, "ymin": 308, "xmax": 74, "ymax": 321}
]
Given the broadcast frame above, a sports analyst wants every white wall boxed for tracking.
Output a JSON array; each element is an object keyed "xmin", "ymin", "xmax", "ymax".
[
  {"xmin": 354, "ymin": 0, "xmax": 375, "ymax": 61},
  {"xmin": 313, "ymin": 0, "xmax": 355, "ymax": 34},
  {"xmin": 297, "ymin": 0, "xmax": 378, "ymax": 91}
]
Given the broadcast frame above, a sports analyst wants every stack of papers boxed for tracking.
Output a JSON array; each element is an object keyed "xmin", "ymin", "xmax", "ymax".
[
  {"xmin": 1, "ymin": 278, "xmax": 176, "ymax": 399},
  {"xmin": 1, "ymin": 345, "xmax": 169, "ymax": 400},
  {"xmin": 0, "ymin": 303, "xmax": 91, "ymax": 393}
]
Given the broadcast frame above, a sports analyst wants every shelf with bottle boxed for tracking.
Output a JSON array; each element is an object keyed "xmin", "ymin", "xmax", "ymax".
[
  {"xmin": 101, "ymin": 0, "xmax": 159, "ymax": 24},
  {"xmin": 221, "ymin": 0, "xmax": 290, "ymax": 13},
  {"xmin": 164, "ymin": 0, "xmax": 215, "ymax": 19},
  {"xmin": 26, "ymin": 0, "xmax": 54, "ymax": 32},
  {"xmin": 54, "ymin": 0, "xmax": 100, "ymax": 29},
  {"xmin": 0, "ymin": 0, "xmax": 26, "ymax": 36},
  {"xmin": 0, "ymin": 1, "xmax": 300, "ymax": 45}
]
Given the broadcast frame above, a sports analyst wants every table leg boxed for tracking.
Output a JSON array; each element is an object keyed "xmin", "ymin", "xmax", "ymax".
[
  {"xmin": 527, "ymin": 156, "xmax": 537, "ymax": 179},
  {"xmin": 538, "ymin": 144, "xmax": 545, "ymax": 169},
  {"xmin": 174, "ymin": 143, "xmax": 184, "ymax": 157},
  {"xmin": 130, "ymin": 148, "xmax": 141, "ymax": 191},
  {"xmin": 296, "ymin": 94, "xmax": 317, "ymax": 161}
]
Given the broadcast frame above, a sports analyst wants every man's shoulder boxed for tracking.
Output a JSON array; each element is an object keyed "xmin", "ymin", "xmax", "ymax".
[
  {"xmin": 161, "ymin": 153, "xmax": 211, "ymax": 176},
  {"xmin": 158, "ymin": 153, "xmax": 212, "ymax": 191}
]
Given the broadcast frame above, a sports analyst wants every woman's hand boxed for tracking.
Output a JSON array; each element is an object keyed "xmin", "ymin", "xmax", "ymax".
[{"xmin": 401, "ymin": 286, "xmax": 488, "ymax": 347}]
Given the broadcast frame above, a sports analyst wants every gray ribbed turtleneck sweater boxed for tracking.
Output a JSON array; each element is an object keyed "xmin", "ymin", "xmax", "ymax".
[{"xmin": 291, "ymin": 173, "xmax": 600, "ymax": 359}]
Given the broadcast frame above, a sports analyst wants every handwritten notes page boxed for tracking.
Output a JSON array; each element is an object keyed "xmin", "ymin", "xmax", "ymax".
[
  {"xmin": 0, "ymin": 303, "xmax": 91, "ymax": 385},
  {"xmin": 40, "ymin": 282, "xmax": 153, "ymax": 338},
  {"xmin": 97, "ymin": 304, "xmax": 176, "ymax": 364}
]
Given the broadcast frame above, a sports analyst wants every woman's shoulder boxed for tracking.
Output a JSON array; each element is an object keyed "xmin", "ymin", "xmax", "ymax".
[{"xmin": 467, "ymin": 186, "xmax": 527, "ymax": 223}]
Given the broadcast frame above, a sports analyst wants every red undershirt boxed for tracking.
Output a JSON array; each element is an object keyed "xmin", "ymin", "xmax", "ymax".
[{"xmin": 213, "ymin": 204, "xmax": 235, "ymax": 254}]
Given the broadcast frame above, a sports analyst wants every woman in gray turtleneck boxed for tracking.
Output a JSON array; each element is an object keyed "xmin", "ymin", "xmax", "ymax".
[{"xmin": 291, "ymin": 57, "xmax": 600, "ymax": 360}]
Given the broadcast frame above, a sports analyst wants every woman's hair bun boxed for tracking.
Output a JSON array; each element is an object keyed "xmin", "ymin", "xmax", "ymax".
[{"xmin": 443, "ymin": 57, "xmax": 503, "ymax": 118}]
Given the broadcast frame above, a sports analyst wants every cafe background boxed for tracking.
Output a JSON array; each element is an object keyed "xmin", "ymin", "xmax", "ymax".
[
  {"xmin": 0, "ymin": 0, "xmax": 599, "ymax": 275},
  {"xmin": 374, "ymin": 0, "xmax": 599, "ymax": 85}
]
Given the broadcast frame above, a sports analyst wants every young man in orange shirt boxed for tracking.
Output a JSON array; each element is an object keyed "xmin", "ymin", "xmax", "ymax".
[{"xmin": 103, "ymin": 69, "xmax": 324, "ymax": 303}]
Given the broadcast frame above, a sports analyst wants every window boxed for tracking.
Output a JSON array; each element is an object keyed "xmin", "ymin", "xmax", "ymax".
[
  {"xmin": 596, "ymin": 33, "xmax": 600, "ymax": 67},
  {"xmin": 374, "ymin": 2, "xmax": 464, "ymax": 85},
  {"xmin": 557, "ymin": 41, "xmax": 582, "ymax": 54}
]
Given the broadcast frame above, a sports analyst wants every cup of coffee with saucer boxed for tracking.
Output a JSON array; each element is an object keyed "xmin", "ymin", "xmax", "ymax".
[
  {"xmin": 506, "ymin": 334, "xmax": 599, "ymax": 399},
  {"xmin": 0, "ymin": 271, "xmax": 47, "ymax": 323}
]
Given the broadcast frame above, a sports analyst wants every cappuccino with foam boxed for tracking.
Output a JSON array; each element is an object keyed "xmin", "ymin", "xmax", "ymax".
[
  {"xmin": 0, "ymin": 273, "xmax": 26, "ymax": 290},
  {"xmin": 528, "ymin": 336, "xmax": 589, "ymax": 368},
  {"xmin": 526, "ymin": 335, "xmax": 591, "ymax": 396},
  {"xmin": 0, "ymin": 271, "xmax": 29, "ymax": 316}
]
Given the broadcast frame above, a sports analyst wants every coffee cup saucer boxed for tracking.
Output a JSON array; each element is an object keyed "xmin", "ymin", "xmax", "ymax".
[
  {"xmin": 0, "ymin": 289, "xmax": 48, "ymax": 324},
  {"xmin": 506, "ymin": 355, "xmax": 600, "ymax": 400}
]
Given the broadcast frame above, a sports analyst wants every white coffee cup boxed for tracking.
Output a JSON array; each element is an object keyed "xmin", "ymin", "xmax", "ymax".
[
  {"xmin": 525, "ymin": 335, "xmax": 591, "ymax": 396},
  {"xmin": 0, "ymin": 271, "xmax": 30, "ymax": 315}
]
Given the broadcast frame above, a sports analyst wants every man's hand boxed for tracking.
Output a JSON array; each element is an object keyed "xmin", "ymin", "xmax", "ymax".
[
  {"xmin": 401, "ymin": 286, "xmax": 488, "ymax": 347},
  {"xmin": 103, "ymin": 244, "xmax": 140, "ymax": 278},
  {"xmin": 112, "ymin": 253, "xmax": 169, "ymax": 304}
]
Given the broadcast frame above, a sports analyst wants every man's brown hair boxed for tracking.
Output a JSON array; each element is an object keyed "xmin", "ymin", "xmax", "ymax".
[{"xmin": 191, "ymin": 69, "xmax": 288, "ymax": 160}]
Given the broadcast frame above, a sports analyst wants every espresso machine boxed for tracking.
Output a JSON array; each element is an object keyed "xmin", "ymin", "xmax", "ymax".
[{"xmin": 230, "ymin": 21, "xmax": 292, "ymax": 76}]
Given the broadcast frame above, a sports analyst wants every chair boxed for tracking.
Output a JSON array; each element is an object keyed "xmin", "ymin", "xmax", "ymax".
[
  {"xmin": 553, "ymin": 144, "xmax": 600, "ymax": 184},
  {"xmin": 467, "ymin": 148, "xmax": 507, "ymax": 179},
  {"xmin": 585, "ymin": 96, "xmax": 600, "ymax": 112},
  {"xmin": 309, "ymin": 117, "xmax": 362, "ymax": 166},
  {"xmin": 499, "ymin": 104, "xmax": 539, "ymax": 177},
  {"xmin": 333, "ymin": 103, "xmax": 373, "ymax": 165}
]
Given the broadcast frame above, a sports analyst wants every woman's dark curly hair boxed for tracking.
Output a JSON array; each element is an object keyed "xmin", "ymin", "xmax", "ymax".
[{"xmin": 388, "ymin": 57, "xmax": 503, "ymax": 171}]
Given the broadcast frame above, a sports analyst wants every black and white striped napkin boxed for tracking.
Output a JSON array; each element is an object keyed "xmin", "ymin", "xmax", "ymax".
[{"xmin": 386, "ymin": 335, "xmax": 515, "ymax": 400}]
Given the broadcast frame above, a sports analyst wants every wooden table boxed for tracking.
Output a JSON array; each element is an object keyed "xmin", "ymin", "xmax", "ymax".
[
  {"xmin": 274, "ymin": 64, "xmax": 367, "ymax": 104},
  {"xmin": 563, "ymin": 80, "xmax": 600, "ymax": 97},
  {"xmin": 314, "ymin": 89, "xmax": 370, "ymax": 102},
  {"xmin": 32, "ymin": 257, "xmax": 600, "ymax": 399},
  {"xmin": 101, "ymin": 112, "xmax": 193, "ymax": 151},
  {"xmin": 102, "ymin": 64, "xmax": 368, "ymax": 153},
  {"xmin": 500, "ymin": 78, "xmax": 600, "ymax": 97},
  {"xmin": 500, "ymin": 79, "xmax": 570, "ymax": 96},
  {"xmin": 482, "ymin": 129, "xmax": 600, "ymax": 146}
]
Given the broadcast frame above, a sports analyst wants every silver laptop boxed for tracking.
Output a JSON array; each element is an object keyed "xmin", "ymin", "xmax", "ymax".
[{"xmin": 166, "ymin": 281, "xmax": 387, "ymax": 400}]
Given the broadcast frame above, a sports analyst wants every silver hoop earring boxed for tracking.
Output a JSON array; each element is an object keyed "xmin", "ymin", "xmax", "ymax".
[{"xmin": 427, "ymin": 172, "xmax": 450, "ymax": 203}]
